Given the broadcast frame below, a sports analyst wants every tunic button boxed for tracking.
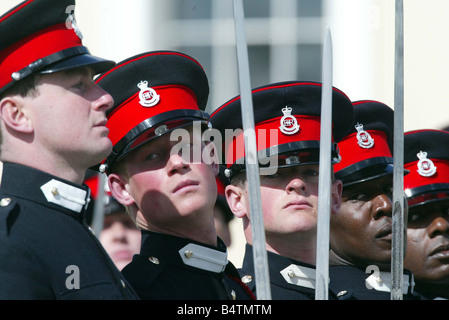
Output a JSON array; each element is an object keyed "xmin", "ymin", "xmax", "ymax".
[
  {"xmin": 51, "ymin": 187, "xmax": 59, "ymax": 196},
  {"xmin": 121, "ymin": 279, "xmax": 126, "ymax": 288},
  {"xmin": 337, "ymin": 290, "xmax": 347, "ymax": 297},
  {"xmin": 241, "ymin": 275, "xmax": 253, "ymax": 284},
  {"xmin": 375, "ymin": 275, "xmax": 383, "ymax": 284},
  {"xmin": 184, "ymin": 249, "xmax": 194, "ymax": 258},
  {"xmin": 0, "ymin": 198, "xmax": 11, "ymax": 207},
  {"xmin": 148, "ymin": 256, "xmax": 160, "ymax": 264},
  {"xmin": 231, "ymin": 290, "xmax": 236, "ymax": 300}
]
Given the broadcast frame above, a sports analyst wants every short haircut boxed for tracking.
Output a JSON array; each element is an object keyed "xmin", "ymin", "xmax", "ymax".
[{"xmin": 0, "ymin": 74, "xmax": 40, "ymax": 100}]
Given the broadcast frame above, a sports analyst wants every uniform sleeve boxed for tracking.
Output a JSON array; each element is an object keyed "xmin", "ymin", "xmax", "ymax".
[{"xmin": 0, "ymin": 237, "xmax": 53, "ymax": 299}]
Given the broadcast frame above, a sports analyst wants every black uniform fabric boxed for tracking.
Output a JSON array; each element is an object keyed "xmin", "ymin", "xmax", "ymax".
[
  {"xmin": 329, "ymin": 265, "xmax": 425, "ymax": 300},
  {"xmin": 121, "ymin": 230, "xmax": 255, "ymax": 300},
  {"xmin": 0, "ymin": 162, "xmax": 139, "ymax": 299},
  {"xmin": 239, "ymin": 244, "xmax": 336, "ymax": 300}
]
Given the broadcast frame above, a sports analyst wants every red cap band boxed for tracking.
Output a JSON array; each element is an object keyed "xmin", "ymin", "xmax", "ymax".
[
  {"xmin": 404, "ymin": 159, "xmax": 449, "ymax": 190},
  {"xmin": 106, "ymin": 85, "xmax": 199, "ymax": 146},
  {"xmin": 225, "ymin": 115, "xmax": 324, "ymax": 168},
  {"xmin": 334, "ymin": 130, "xmax": 391, "ymax": 173},
  {"xmin": 0, "ymin": 23, "xmax": 81, "ymax": 90}
]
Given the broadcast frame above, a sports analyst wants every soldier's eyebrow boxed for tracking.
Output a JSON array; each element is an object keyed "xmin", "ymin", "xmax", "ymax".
[{"xmin": 63, "ymin": 67, "xmax": 95, "ymax": 80}]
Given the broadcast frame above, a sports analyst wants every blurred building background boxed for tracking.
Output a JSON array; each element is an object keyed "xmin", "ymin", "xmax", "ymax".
[{"xmin": 2, "ymin": 0, "xmax": 449, "ymax": 266}]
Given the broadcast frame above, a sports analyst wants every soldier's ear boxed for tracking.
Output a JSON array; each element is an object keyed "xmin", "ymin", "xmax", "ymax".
[
  {"xmin": 203, "ymin": 141, "xmax": 219, "ymax": 176},
  {"xmin": 331, "ymin": 178, "xmax": 343, "ymax": 215},
  {"xmin": 225, "ymin": 184, "xmax": 247, "ymax": 218},
  {"xmin": 107, "ymin": 173, "xmax": 135, "ymax": 206},
  {"xmin": 0, "ymin": 96, "xmax": 33, "ymax": 134}
]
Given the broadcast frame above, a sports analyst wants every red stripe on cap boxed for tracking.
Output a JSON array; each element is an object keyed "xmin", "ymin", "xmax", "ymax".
[
  {"xmin": 334, "ymin": 130, "xmax": 391, "ymax": 173},
  {"xmin": 212, "ymin": 81, "xmax": 350, "ymax": 117},
  {"xmin": 0, "ymin": 0, "xmax": 33, "ymax": 23},
  {"xmin": 0, "ymin": 23, "xmax": 82, "ymax": 89},
  {"xmin": 404, "ymin": 159, "xmax": 449, "ymax": 190},
  {"xmin": 225, "ymin": 115, "xmax": 323, "ymax": 167},
  {"xmin": 107, "ymin": 85, "xmax": 199, "ymax": 146}
]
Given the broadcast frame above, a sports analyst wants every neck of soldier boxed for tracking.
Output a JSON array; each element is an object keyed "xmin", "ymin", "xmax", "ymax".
[
  {"xmin": 245, "ymin": 226, "xmax": 317, "ymax": 265},
  {"xmin": 135, "ymin": 209, "xmax": 218, "ymax": 247},
  {"xmin": 1, "ymin": 144, "xmax": 86, "ymax": 185},
  {"xmin": 415, "ymin": 280, "xmax": 449, "ymax": 300}
]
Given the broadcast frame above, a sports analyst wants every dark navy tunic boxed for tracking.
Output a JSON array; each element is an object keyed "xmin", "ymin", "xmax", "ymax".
[
  {"xmin": 121, "ymin": 230, "xmax": 255, "ymax": 300},
  {"xmin": 0, "ymin": 162, "xmax": 139, "ymax": 300},
  {"xmin": 239, "ymin": 244, "xmax": 337, "ymax": 300},
  {"xmin": 329, "ymin": 265, "xmax": 426, "ymax": 300}
]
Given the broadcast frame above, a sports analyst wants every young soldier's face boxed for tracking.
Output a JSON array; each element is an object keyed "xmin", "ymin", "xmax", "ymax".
[
  {"xmin": 404, "ymin": 200, "xmax": 449, "ymax": 283},
  {"xmin": 229, "ymin": 164, "xmax": 341, "ymax": 239},
  {"xmin": 22, "ymin": 67, "xmax": 114, "ymax": 168},
  {"xmin": 330, "ymin": 174, "xmax": 395, "ymax": 268},
  {"xmin": 258, "ymin": 165, "xmax": 321, "ymax": 235},
  {"xmin": 117, "ymin": 129, "xmax": 219, "ymax": 231}
]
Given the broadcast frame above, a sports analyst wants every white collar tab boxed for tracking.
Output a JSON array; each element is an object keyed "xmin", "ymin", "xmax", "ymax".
[
  {"xmin": 179, "ymin": 243, "xmax": 228, "ymax": 273},
  {"xmin": 40, "ymin": 179, "xmax": 90, "ymax": 213},
  {"xmin": 280, "ymin": 264, "xmax": 317, "ymax": 289},
  {"xmin": 365, "ymin": 271, "xmax": 414, "ymax": 294}
]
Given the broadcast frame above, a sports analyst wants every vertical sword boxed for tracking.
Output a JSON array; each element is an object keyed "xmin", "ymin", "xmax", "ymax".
[
  {"xmin": 391, "ymin": 0, "xmax": 404, "ymax": 300},
  {"xmin": 315, "ymin": 27, "xmax": 333, "ymax": 300},
  {"xmin": 232, "ymin": 0, "xmax": 272, "ymax": 300},
  {"xmin": 91, "ymin": 172, "xmax": 106, "ymax": 238}
]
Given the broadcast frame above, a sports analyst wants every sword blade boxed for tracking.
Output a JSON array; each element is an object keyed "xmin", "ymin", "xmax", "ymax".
[
  {"xmin": 315, "ymin": 26, "xmax": 333, "ymax": 300},
  {"xmin": 391, "ymin": 0, "xmax": 404, "ymax": 300},
  {"xmin": 232, "ymin": 0, "xmax": 271, "ymax": 300},
  {"xmin": 91, "ymin": 172, "xmax": 106, "ymax": 238}
]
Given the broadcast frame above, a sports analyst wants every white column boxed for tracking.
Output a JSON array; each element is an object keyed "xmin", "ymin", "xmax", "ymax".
[
  {"xmin": 76, "ymin": 0, "xmax": 157, "ymax": 63},
  {"xmin": 324, "ymin": 0, "xmax": 449, "ymax": 131},
  {"xmin": 269, "ymin": 0, "xmax": 298, "ymax": 83},
  {"xmin": 323, "ymin": 0, "xmax": 394, "ymax": 106},
  {"xmin": 210, "ymin": 0, "xmax": 239, "ymax": 112}
]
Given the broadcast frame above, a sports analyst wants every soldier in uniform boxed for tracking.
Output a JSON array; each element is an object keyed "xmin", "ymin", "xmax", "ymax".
[
  {"xmin": 328, "ymin": 100, "xmax": 422, "ymax": 299},
  {"xmin": 0, "ymin": 0, "xmax": 138, "ymax": 299},
  {"xmin": 210, "ymin": 81, "xmax": 354, "ymax": 299},
  {"xmin": 403, "ymin": 129, "xmax": 449, "ymax": 299},
  {"xmin": 95, "ymin": 50, "xmax": 255, "ymax": 300}
]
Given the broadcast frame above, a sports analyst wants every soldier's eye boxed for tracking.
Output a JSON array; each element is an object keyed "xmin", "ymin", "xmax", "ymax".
[
  {"xmin": 408, "ymin": 212, "xmax": 420, "ymax": 223},
  {"xmin": 146, "ymin": 153, "xmax": 160, "ymax": 161},
  {"xmin": 72, "ymin": 82, "xmax": 84, "ymax": 90},
  {"xmin": 263, "ymin": 172, "xmax": 281, "ymax": 179},
  {"xmin": 348, "ymin": 193, "xmax": 367, "ymax": 202}
]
